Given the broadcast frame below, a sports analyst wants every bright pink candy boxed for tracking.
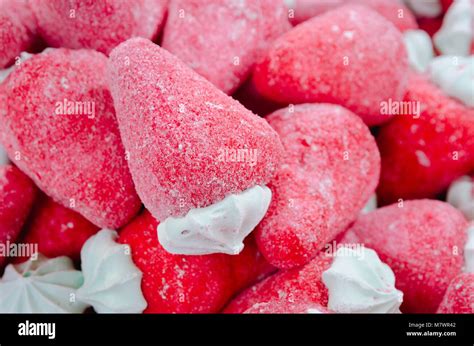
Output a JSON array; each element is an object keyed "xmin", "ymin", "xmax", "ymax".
[
  {"xmin": 256, "ymin": 104, "xmax": 380, "ymax": 269},
  {"xmin": 108, "ymin": 38, "xmax": 283, "ymax": 221},
  {"xmin": 287, "ymin": 0, "xmax": 417, "ymax": 32},
  {"xmin": 0, "ymin": 49, "xmax": 141, "ymax": 228},
  {"xmin": 0, "ymin": 164, "xmax": 37, "ymax": 267},
  {"xmin": 0, "ymin": 0, "xmax": 37, "ymax": 68},
  {"xmin": 224, "ymin": 253, "xmax": 332, "ymax": 313},
  {"xmin": 343, "ymin": 200, "xmax": 468, "ymax": 313},
  {"xmin": 30, "ymin": 0, "xmax": 168, "ymax": 55},
  {"xmin": 162, "ymin": 0, "xmax": 290, "ymax": 94},
  {"xmin": 253, "ymin": 5, "xmax": 409, "ymax": 126},
  {"xmin": 437, "ymin": 273, "xmax": 474, "ymax": 314}
]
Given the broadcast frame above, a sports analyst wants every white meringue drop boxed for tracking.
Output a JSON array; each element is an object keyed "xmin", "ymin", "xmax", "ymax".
[
  {"xmin": 429, "ymin": 55, "xmax": 474, "ymax": 107},
  {"xmin": 158, "ymin": 185, "xmax": 272, "ymax": 255},
  {"xmin": 404, "ymin": 30, "xmax": 435, "ymax": 73},
  {"xmin": 0, "ymin": 254, "xmax": 87, "ymax": 313},
  {"xmin": 76, "ymin": 229, "xmax": 147, "ymax": 313},
  {"xmin": 434, "ymin": 0, "xmax": 474, "ymax": 56},
  {"xmin": 322, "ymin": 247, "xmax": 403, "ymax": 313},
  {"xmin": 447, "ymin": 176, "xmax": 474, "ymax": 220},
  {"xmin": 361, "ymin": 194, "xmax": 377, "ymax": 214}
]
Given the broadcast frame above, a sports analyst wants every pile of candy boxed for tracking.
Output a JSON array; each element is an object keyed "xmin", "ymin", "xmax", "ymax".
[{"xmin": 0, "ymin": 0, "xmax": 472, "ymax": 314}]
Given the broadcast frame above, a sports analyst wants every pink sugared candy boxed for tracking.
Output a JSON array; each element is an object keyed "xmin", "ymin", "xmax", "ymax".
[
  {"xmin": 0, "ymin": 164, "xmax": 37, "ymax": 267},
  {"xmin": 437, "ymin": 273, "xmax": 474, "ymax": 314},
  {"xmin": 253, "ymin": 5, "xmax": 409, "ymax": 126},
  {"xmin": 162, "ymin": 0, "xmax": 290, "ymax": 94},
  {"xmin": 107, "ymin": 38, "xmax": 282, "ymax": 222},
  {"xmin": 376, "ymin": 74, "xmax": 474, "ymax": 205},
  {"xmin": 21, "ymin": 195, "xmax": 100, "ymax": 261},
  {"xmin": 286, "ymin": 0, "xmax": 417, "ymax": 32},
  {"xmin": 30, "ymin": 0, "xmax": 168, "ymax": 55},
  {"xmin": 224, "ymin": 254, "xmax": 332, "ymax": 313},
  {"xmin": 119, "ymin": 210, "xmax": 274, "ymax": 313},
  {"xmin": 0, "ymin": 0, "xmax": 37, "ymax": 68},
  {"xmin": 343, "ymin": 200, "xmax": 468, "ymax": 313},
  {"xmin": 256, "ymin": 104, "xmax": 380, "ymax": 269},
  {"xmin": 0, "ymin": 49, "xmax": 141, "ymax": 228}
]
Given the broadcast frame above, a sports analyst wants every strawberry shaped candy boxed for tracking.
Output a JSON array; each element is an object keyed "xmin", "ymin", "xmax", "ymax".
[
  {"xmin": 437, "ymin": 273, "xmax": 474, "ymax": 313},
  {"xmin": 0, "ymin": 0, "xmax": 38, "ymax": 68},
  {"xmin": 108, "ymin": 38, "xmax": 283, "ymax": 255},
  {"xmin": 256, "ymin": 104, "xmax": 380, "ymax": 269},
  {"xmin": 118, "ymin": 210, "xmax": 274, "ymax": 313},
  {"xmin": 343, "ymin": 200, "xmax": 468, "ymax": 313},
  {"xmin": 162, "ymin": 0, "xmax": 290, "ymax": 94},
  {"xmin": 30, "ymin": 0, "xmax": 168, "ymax": 55},
  {"xmin": 0, "ymin": 48, "xmax": 141, "ymax": 228},
  {"xmin": 252, "ymin": 5, "xmax": 409, "ymax": 126},
  {"xmin": 21, "ymin": 195, "xmax": 100, "ymax": 261},
  {"xmin": 0, "ymin": 164, "xmax": 37, "ymax": 267},
  {"xmin": 377, "ymin": 73, "xmax": 474, "ymax": 205}
]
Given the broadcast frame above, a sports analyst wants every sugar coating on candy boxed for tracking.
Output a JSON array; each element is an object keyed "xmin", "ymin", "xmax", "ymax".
[
  {"xmin": 253, "ymin": 5, "xmax": 409, "ymax": 126},
  {"xmin": 0, "ymin": 0, "xmax": 37, "ymax": 68},
  {"xmin": 377, "ymin": 73, "xmax": 474, "ymax": 204},
  {"xmin": 224, "ymin": 253, "xmax": 332, "ymax": 313},
  {"xmin": 21, "ymin": 195, "xmax": 100, "ymax": 261},
  {"xmin": 353, "ymin": 0, "xmax": 417, "ymax": 32},
  {"xmin": 286, "ymin": 0, "xmax": 417, "ymax": 32},
  {"xmin": 437, "ymin": 273, "xmax": 474, "ymax": 313},
  {"xmin": 0, "ymin": 165, "xmax": 37, "ymax": 267},
  {"xmin": 162, "ymin": 0, "xmax": 290, "ymax": 94},
  {"xmin": 107, "ymin": 38, "xmax": 283, "ymax": 221},
  {"xmin": 256, "ymin": 104, "xmax": 380, "ymax": 269},
  {"xmin": 118, "ymin": 210, "xmax": 273, "ymax": 313},
  {"xmin": 244, "ymin": 299, "xmax": 329, "ymax": 314},
  {"xmin": 344, "ymin": 200, "xmax": 468, "ymax": 313},
  {"xmin": 0, "ymin": 49, "xmax": 141, "ymax": 228},
  {"xmin": 30, "ymin": 0, "xmax": 168, "ymax": 55}
]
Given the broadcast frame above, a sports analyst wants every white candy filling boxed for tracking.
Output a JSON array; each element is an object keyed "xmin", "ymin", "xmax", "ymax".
[
  {"xmin": 361, "ymin": 194, "xmax": 377, "ymax": 214},
  {"xmin": 77, "ymin": 229, "xmax": 147, "ymax": 313},
  {"xmin": 434, "ymin": 0, "xmax": 473, "ymax": 56},
  {"xmin": 322, "ymin": 247, "xmax": 403, "ymax": 313},
  {"xmin": 0, "ymin": 254, "xmax": 87, "ymax": 313},
  {"xmin": 158, "ymin": 185, "xmax": 272, "ymax": 255},
  {"xmin": 447, "ymin": 176, "xmax": 474, "ymax": 220},
  {"xmin": 404, "ymin": 30, "xmax": 435, "ymax": 73},
  {"xmin": 429, "ymin": 55, "xmax": 474, "ymax": 107}
]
